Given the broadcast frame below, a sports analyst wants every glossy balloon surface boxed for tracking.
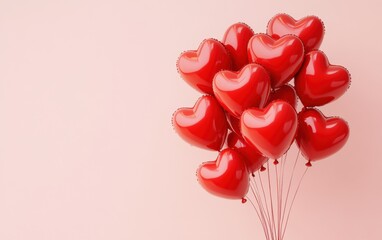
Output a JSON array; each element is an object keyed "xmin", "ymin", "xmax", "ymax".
[
  {"xmin": 227, "ymin": 132, "xmax": 268, "ymax": 173},
  {"xmin": 241, "ymin": 100, "xmax": 298, "ymax": 159},
  {"xmin": 197, "ymin": 148, "xmax": 249, "ymax": 199},
  {"xmin": 172, "ymin": 95, "xmax": 228, "ymax": 151},
  {"xmin": 296, "ymin": 108, "xmax": 349, "ymax": 161},
  {"xmin": 268, "ymin": 84, "xmax": 298, "ymax": 108},
  {"xmin": 267, "ymin": 13, "xmax": 324, "ymax": 52},
  {"xmin": 213, "ymin": 63, "xmax": 271, "ymax": 118},
  {"xmin": 294, "ymin": 50, "xmax": 351, "ymax": 107},
  {"xmin": 222, "ymin": 22, "xmax": 254, "ymax": 70},
  {"xmin": 248, "ymin": 34, "xmax": 304, "ymax": 88},
  {"xmin": 177, "ymin": 39, "xmax": 231, "ymax": 94}
]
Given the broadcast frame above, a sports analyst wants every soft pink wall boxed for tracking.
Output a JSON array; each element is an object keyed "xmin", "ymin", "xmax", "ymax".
[{"xmin": 0, "ymin": 0, "xmax": 380, "ymax": 239}]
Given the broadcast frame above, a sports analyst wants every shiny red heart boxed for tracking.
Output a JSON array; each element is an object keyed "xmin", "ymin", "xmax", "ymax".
[
  {"xmin": 248, "ymin": 34, "xmax": 304, "ymax": 89},
  {"xmin": 267, "ymin": 13, "xmax": 325, "ymax": 52},
  {"xmin": 241, "ymin": 100, "xmax": 298, "ymax": 159},
  {"xmin": 177, "ymin": 39, "xmax": 232, "ymax": 95},
  {"xmin": 222, "ymin": 22, "xmax": 254, "ymax": 71},
  {"xmin": 213, "ymin": 63, "xmax": 271, "ymax": 118},
  {"xmin": 296, "ymin": 108, "xmax": 349, "ymax": 162},
  {"xmin": 268, "ymin": 84, "xmax": 298, "ymax": 108},
  {"xmin": 197, "ymin": 148, "xmax": 249, "ymax": 199},
  {"xmin": 294, "ymin": 50, "xmax": 351, "ymax": 107},
  {"xmin": 227, "ymin": 132, "xmax": 268, "ymax": 173},
  {"xmin": 172, "ymin": 95, "xmax": 228, "ymax": 151}
]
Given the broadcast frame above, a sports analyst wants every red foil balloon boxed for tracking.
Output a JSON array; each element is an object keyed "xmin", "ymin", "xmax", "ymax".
[
  {"xmin": 213, "ymin": 63, "xmax": 271, "ymax": 118},
  {"xmin": 268, "ymin": 84, "xmax": 298, "ymax": 109},
  {"xmin": 294, "ymin": 50, "xmax": 351, "ymax": 107},
  {"xmin": 177, "ymin": 39, "xmax": 232, "ymax": 95},
  {"xmin": 227, "ymin": 132, "xmax": 268, "ymax": 173},
  {"xmin": 267, "ymin": 13, "xmax": 325, "ymax": 52},
  {"xmin": 296, "ymin": 108, "xmax": 349, "ymax": 161},
  {"xmin": 172, "ymin": 95, "xmax": 228, "ymax": 151},
  {"xmin": 222, "ymin": 22, "xmax": 254, "ymax": 71},
  {"xmin": 197, "ymin": 148, "xmax": 249, "ymax": 199},
  {"xmin": 248, "ymin": 34, "xmax": 304, "ymax": 89},
  {"xmin": 241, "ymin": 100, "xmax": 298, "ymax": 159}
]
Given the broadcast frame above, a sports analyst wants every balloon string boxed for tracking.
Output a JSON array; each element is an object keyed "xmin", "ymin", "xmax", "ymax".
[
  {"xmin": 274, "ymin": 161, "xmax": 280, "ymax": 239},
  {"xmin": 250, "ymin": 150, "xmax": 307, "ymax": 240},
  {"xmin": 252, "ymin": 175, "xmax": 272, "ymax": 238},
  {"xmin": 278, "ymin": 152, "xmax": 288, "ymax": 240},
  {"xmin": 249, "ymin": 180, "xmax": 270, "ymax": 240},
  {"xmin": 280, "ymin": 152, "xmax": 287, "ymax": 214},
  {"xmin": 258, "ymin": 169, "xmax": 274, "ymax": 240},
  {"xmin": 267, "ymin": 161, "xmax": 277, "ymax": 240},
  {"xmin": 277, "ymin": 155, "xmax": 283, "ymax": 240},
  {"xmin": 248, "ymin": 186, "xmax": 269, "ymax": 240},
  {"xmin": 249, "ymin": 181, "xmax": 269, "ymax": 239},
  {"xmin": 246, "ymin": 197, "xmax": 264, "ymax": 232},
  {"xmin": 281, "ymin": 166, "xmax": 309, "ymax": 239},
  {"xmin": 280, "ymin": 149, "xmax": 300, "ymax": 233},
  {"xmin": 255, "ymin": 175, "xmax": 275, "ymax": 240}
]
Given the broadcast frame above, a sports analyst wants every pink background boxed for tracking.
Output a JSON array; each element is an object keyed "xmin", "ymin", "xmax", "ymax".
[{"xmin": 0, "ymin": 0, "xmax": 381, "ymax": 239}]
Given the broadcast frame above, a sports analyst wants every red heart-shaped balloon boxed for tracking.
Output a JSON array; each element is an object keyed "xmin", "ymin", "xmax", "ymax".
[
  {"xmin": 241, "ymin": 100, "xmax": 298, "ymax": 159},
  {"xmin": 213, "ymin": 63, "xmax": 271, "ymax": 118},
  {"xmin": 222, "ymin": 22, "xmax": 254, "ymax": 71},
  {"xmin": 248, "ymin": 34, "xmax": 304, "ymax": 89},
  {"xmin": 177, "ymin": 39, "xmax": 232, "ymax": 95},
  {"xmin": 268, "ymin": 84, "xmax": 298, "ymax": 109},
  {"xmin": 296, "ymin": 108, "xmax": 349, "ymax": 162},
  {"xmin": 197, "ymin": 148, "xmax": 249, "ymax": 199},
  {"xmin": 227, "ymin": 132, "xmax": 268, "ymax": 173},
  {"xmin": 172, "ymin": 95, "xmax": 228, "ymax": 151},
  {"xmin": 294, "ymin": 50, "xmax": 351, "ymax": 107},
  {"xmin": 267, "ymin": 13, "xmax": 325, "ymax": 52}
]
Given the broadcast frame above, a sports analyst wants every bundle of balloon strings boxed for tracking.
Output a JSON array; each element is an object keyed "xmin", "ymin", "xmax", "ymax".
[{"xmin": 172, "ymin": 13, "xmax": 350, "ymax": 240}]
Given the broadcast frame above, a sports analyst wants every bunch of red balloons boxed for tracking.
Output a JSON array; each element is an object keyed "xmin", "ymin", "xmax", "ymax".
[{"xmin": 172, "ymin": 14, "xmax": 350, "ymax": 200}]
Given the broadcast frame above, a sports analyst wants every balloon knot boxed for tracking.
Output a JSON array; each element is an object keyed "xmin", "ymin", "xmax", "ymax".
[
  {"xmin": 251, "ymin": 173, "xmax": 255, "ymax": 177},
  {"xmin": 260, "ymin": 166, "xmax": 266, "ymax": 172},
  {"xmin": 305, "ymin": 161, "xmax": 312, "ymax": 167},
  {"xmin": 273, "ymin": 159, "xmax": 279, "ymax": 165},
  {"xmin": 241, "ymin": 198, "xmax": 247, "ymax": 204}
]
